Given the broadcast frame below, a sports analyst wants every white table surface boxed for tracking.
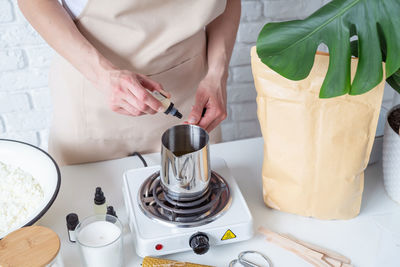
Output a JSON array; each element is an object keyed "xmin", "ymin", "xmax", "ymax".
[{"xmin": 39, "ymin": 137, "xmax": 400, "ymax": 267}]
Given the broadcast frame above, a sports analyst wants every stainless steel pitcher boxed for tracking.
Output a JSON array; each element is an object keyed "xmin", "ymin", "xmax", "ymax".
[{"xmin": 161, "ymin": 125, "xmax": 210, "ymax": 201}]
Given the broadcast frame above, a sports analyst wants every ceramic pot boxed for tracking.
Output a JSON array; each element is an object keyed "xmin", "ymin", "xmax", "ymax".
[{"xmin": 382, "ymin": 104, "xmax": 400, "ymax": 204}]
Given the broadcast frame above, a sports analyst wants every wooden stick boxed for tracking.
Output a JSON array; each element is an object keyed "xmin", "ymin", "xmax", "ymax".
[
  {"xmin": 258, "ymin": 227, "xmax": 352, "ymax": 267},
  {"xmin": 281, "ymin": 233, "xmax": 351, "ymax": 264},
  {"xmin": 259, "ymin": 227, "xmax": 331, "ymax": 267},
  {"xmin": 322, "ymin": 255, "xmax": 342, "ymax": 267}
]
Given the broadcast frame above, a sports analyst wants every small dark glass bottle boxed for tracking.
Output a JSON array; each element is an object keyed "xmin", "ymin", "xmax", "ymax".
[
  {"xmin": 106, "ymin": 206, "xmax": 117, "ymax": 217},
  {"xmin": 106, "ymin": 206, "xmax": 118, "ymax": 223},
  {"xmin": 66, "ymin": 213, "xmax": 79, "ymax": 242}
]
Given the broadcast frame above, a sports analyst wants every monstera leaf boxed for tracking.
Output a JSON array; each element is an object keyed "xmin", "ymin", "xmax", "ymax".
[
  {"xmin": 387, "ymin": 70, "xmax": 400, "ymax": 93},
  {"xmin": 256, "ymin": 0, "xmax": 400, "ymax": 98},
  {"xmin": 351, "ymin": 38, "xmax": 400, "ymax": 93}
]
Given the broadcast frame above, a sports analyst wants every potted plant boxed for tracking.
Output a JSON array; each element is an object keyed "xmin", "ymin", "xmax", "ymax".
[
  {"xmin": 383, "ymin": 96, "xmax": 400, "ymax": 204},
  {"xmin": 252, "ymin": 0, "xmax": 400, "ymax": 219}
]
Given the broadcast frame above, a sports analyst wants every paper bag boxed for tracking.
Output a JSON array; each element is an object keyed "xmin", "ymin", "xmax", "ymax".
[{"xmin": 251, "ymin": 46, "xmax": 385, "ymax": 219}]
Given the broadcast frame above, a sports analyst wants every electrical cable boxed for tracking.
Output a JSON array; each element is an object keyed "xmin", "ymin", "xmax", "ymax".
[{"xmin": 129, "ymin": 152, "xmax": 148, "ymax": 167}]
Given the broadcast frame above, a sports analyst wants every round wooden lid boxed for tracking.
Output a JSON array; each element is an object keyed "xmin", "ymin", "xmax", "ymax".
[{"xmin": 0, "ymin": 226, "xmax": 60, "ymax": 267}]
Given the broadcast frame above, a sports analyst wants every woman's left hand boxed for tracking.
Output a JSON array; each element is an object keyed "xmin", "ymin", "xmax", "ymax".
[
  {"xmin": 187, "ymin": 74, "xmax": 228, "ymax": 132},
  {"xmin": 186, "ymin": 0, "xmax": 240, "ymax": 132}
]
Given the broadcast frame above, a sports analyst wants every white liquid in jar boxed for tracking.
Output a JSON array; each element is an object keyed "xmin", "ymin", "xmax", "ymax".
[{"xmin": 78, "ymin": 221, "xmax": 123, "ymax": 267}]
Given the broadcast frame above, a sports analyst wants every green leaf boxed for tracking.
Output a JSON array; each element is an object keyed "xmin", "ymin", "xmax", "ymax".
[
  {"xmin": 351, "ymin": 39, "xmax": 400, "ymax": 94},
  {"xmin": 256, "ymin": 0, "xmax": 400, "ymax": 98},
  {"xmin": 387, "ymin": 70, "xmax": 400, "ymax": 94}
]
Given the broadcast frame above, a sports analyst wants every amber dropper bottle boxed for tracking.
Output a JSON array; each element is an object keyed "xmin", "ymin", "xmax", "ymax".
[{"xmin": 150, "ymin": 91, "xmax": 183, "ymax": 119}]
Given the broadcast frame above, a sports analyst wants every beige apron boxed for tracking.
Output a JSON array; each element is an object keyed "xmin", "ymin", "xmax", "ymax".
[{"xmin": 48, "ymin": 0, "xmax": 226, "ymax": 165}]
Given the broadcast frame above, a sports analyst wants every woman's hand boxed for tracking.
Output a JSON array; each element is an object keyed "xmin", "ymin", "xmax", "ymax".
[
  {"xmin": 98, "ymin": 67, "xmax": 170, "ymax": 116},
  {"xmin": 187, "ymin": 73, "xmax": 228, "ymax": 132},
  {"xmin": 187, "ymin": 0, "xmax": 240, "ymax": 132}
]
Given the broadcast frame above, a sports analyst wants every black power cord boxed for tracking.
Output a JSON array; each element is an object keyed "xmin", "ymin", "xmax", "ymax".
[{"xmin": 128, "ymin": 152, "xmax": 148, "ymax": 167}]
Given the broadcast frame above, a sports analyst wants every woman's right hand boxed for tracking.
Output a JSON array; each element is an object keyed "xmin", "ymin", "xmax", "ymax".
[{"xmin": 98, "ymin": 68, "xmax": 171, "ymax": 116}]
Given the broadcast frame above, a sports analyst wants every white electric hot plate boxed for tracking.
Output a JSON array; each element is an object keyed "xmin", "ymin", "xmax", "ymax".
[{"xmin": 122, "ymin": 157, "xmax": 254, "ymax": 257}]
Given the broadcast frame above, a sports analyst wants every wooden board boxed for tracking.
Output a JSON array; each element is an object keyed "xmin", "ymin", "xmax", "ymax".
[{"xmin": 0, "ymin": 226, "xmax": 60, "ymax": 267}]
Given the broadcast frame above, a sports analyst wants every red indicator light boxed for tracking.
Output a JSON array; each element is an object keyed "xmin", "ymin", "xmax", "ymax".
[{"xmin": 155, "ymin": 244, "xmax": 163, "ymax": 250}]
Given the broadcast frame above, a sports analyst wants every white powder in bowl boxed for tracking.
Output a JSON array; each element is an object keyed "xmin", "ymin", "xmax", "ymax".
[{"xmin": 0, "ymin": 161, "xmax": 44, "ymax": 236}]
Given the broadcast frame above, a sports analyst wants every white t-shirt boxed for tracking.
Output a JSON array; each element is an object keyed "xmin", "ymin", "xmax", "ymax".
[{"xmin": 62, "ymin": 0, "xmax": 87, "ymax": 19}]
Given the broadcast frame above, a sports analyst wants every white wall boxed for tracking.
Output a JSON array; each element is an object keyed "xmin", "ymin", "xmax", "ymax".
[
  {"xmin": 0, "ymin": 0, "xmax": 53, "ymax": 148},
  {"xmin": 0, "ymin": 0, "xmax": 397, "ymax": 150},
  {"xmin": 223, "ymin": 0, "xmax": 329, "ymax": 141}
]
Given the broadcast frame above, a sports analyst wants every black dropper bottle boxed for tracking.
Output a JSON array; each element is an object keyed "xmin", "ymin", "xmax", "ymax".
[
  {"xmin": 66, "ymin": 213, "xmax": 79, "ymax": 242},
  {"xmin": 106, "ymin": 206, "xmax": 118, "ymax": 223},
  {"xmin": 106, "ymin": 206, "xmax": 117, "ymax": 218},
  {"xmin": 164, "ymin": 102, "xmax": 183, "ymax": 119},
  {"xmin": 150, "ymin": 91, "xmax": 183, "ymax": 119},
  {"xmin": 94, "ymin": 187, "xmax": 107, "ymax": 215}
]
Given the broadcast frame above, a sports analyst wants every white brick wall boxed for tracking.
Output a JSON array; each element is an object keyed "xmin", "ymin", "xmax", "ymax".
[
  {"xmin": 0, "ymin": 0, "xmax": 396, "ymax": 152},
  {"xmin": 0, "ymin": 0, "xmax": 53, "ymax": 150},
  {"xmin": 223, "ymin": 0, "xmax": 327, "ymax": 141}
]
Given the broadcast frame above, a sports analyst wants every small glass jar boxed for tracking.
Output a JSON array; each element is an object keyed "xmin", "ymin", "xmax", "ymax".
[{"xmin": 75, "ymin": 214, "xmax": 123, "ymax": 267}]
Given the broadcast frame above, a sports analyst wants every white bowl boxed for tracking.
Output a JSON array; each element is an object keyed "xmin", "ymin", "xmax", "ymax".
[{"xmin": 0, "ymin": 139, "xmax": 61, "ymax": 239}]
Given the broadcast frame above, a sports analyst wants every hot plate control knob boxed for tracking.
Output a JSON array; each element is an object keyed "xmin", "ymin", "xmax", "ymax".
[{"xmin": 189, "ymin": 232, "xmax": 210, "ymax": 255}]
